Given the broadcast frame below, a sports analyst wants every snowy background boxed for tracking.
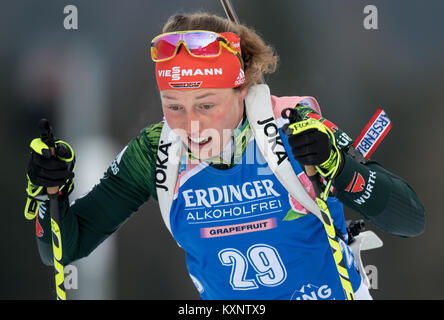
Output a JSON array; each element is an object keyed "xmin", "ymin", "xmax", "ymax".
[{"xmin": 1, "ymin": 0, "xmax": 443, "ymax": 299}]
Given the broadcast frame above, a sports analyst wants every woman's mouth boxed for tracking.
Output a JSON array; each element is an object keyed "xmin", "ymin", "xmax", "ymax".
[{"xmin": 188, "ymin": 136, "xmax": 212, "ymax": 148}]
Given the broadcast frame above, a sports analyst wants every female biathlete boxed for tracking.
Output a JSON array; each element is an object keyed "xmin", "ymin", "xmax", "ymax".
[{"xmin": 25, "ymin": 12, "xmax": 425, "ymax": 300}]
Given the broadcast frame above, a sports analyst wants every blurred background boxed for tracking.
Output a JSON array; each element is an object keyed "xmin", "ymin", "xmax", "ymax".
[{"xmin": 1, "ymin": 0, "xmax": 443, "ymax": 300}]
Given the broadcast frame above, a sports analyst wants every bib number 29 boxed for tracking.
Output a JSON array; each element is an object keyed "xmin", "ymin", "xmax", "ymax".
[{"xmin": 218, "ymin": 244, "xmax": 287, "ymax": 290}]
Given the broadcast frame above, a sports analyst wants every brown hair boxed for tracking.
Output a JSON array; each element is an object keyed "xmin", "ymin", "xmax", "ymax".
[{"xmin": 161, "ymin": 12, "xmax": 279, "ymax": 88}]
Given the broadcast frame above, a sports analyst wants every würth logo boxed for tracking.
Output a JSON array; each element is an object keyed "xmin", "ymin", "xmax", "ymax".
[{"xmin": 345, "ymin": 172, "xmax": 365, "ymax": 193}]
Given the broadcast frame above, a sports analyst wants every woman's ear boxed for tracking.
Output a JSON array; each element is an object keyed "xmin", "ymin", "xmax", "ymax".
[{"xmin": 237, "ymin": 86, "xmax": 249, "ymax": 102}]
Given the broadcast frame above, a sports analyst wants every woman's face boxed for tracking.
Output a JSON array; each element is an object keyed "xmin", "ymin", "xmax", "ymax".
[{"xmin": 161, "ymin": 87, "xmax": 248, "ymax": 159}]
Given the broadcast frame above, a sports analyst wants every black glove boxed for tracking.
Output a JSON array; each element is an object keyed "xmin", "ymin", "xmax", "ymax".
[
  {"xmin": 27, "ymin": 139, "xmax": 75, "ymax": 187},
  {"xmin": 25, "ymin": 120, "xmax": 75, "ymax": 220},
  {"xmin": 282, "ymin": 108, "xmax": 342, "ymax": 177},
  {"xmin": 288, "ymin": 128, "xmax": 332, "ymax": 166}
]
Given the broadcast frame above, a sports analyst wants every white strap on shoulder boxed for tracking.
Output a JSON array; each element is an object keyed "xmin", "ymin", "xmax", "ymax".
[
  {"xmin": 156, "ymin": 121, "xmax": 183, "ymax": 235},
  {"xmin": 245, "ymin": 84, "xmax": 322, "ymax": 218}
]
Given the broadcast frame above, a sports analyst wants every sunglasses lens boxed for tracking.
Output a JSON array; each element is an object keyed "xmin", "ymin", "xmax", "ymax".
[
  {"xmin": 184, "ymin": 32, "xmax": 221, "ymax": 57},
  {"xmin": 151, "ymin": 32, "xmax": 234, "ymax": 61},
  {"xmin": 152, "ymin": 34, "xmax": 181, "ymax": 60}
]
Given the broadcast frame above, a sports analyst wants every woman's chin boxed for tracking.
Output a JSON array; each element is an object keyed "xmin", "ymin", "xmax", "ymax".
[
  {"xmin": 189, "ymin": 142, "xmax": 228, "ymax": 161},
  {"xmin": 189, "ymin": 146, "xmax": 219, "ymax": 160}
]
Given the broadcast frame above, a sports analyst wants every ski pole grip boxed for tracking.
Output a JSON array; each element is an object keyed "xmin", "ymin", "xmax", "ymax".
[
  {"xmin": 46, "ymin": 150, "xmax": 59, "ymax": 196},
  {"xmin": 38, "ymin": 119, "xmax": 55, "ymax": 148},
  {"xmin": 305, "ymin": 165, "xmax": 317, "ymax": 177},
  {"xmin": 38, "ymin": 119, "xmax": 60, "ymax": 195},
  {"xmin": 46, "ymin": 149, "xmax": 60, "ymax": 195},
  {"xmin": 306, "ymin": 166, "xmax": 323, "ymax": 198}
]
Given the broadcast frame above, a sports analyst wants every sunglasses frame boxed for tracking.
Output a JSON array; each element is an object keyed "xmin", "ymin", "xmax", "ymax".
[{"xmin": 150, "ymin": 30, "xmax": 244, "ymax": 68}]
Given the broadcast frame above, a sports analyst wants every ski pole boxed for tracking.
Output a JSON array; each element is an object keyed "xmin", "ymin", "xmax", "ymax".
[
  {"xmin": 220, "ymin": 0, "xmax": 240, "ymax": 24},
  {"xmin": 304, "ymin": 166, "xmax": 355, "ymax": 300},
  {"xmin": 38, "ymin": 119, "xmax": 66, "ymax": 300},
  {"xmin": 282, "ymin": 109, "xmax": 355, "ymax": 300}
]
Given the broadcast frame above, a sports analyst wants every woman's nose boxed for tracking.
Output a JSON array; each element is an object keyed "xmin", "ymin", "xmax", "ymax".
[{"xmin": 185, "ymin": 111, "xmax": 202, "ymax": 136}]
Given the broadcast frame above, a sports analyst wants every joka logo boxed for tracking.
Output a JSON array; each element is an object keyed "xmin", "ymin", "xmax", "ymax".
[
  {"xmin": 345, "ymin": 172, "xmax": 365, "ymax": 193},
  {"xmin": 256, "ymin": 117, "xmax": 288, "ymax": 166}
]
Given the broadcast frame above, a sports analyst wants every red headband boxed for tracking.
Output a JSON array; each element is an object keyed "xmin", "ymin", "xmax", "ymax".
[{"xmin": 155, "ymin": 32, "xmax": 245, "ymax": 90}]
